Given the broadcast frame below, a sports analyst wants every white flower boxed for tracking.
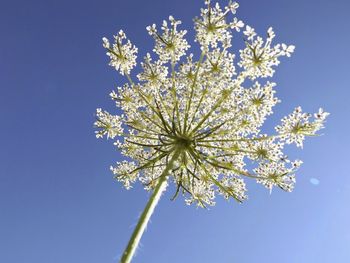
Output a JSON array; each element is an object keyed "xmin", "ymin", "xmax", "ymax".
[
  {"xmin": 95, "ymin": 0, "xmax": 328, "ymax": 207},
  {"xmin": 110, "ymin": 161, "xmax": 138, "ymax": 189},
  {"xmin": 147, "ymin": 16, "xmax": 190, "ymax": 63},
  {"xmin": 220, "ymin": 176, "xmax": 247, "ymax": 202},
  {"xmin": 137, "ymin": 53, "xmax": 168, "ymax": 91},
  {"xmin": 203, "ymin": 48, "xmax": 236, "ymax": 79},
  {"xmin": 243, "ymin": 81, "xmax": 280, "ymax": 125},
  {"xmin": 194, "ymin": 1, "xmax": 236, "ymax": 49},
  {"xmin": 102, "ymin": 30, "xmax": 138, "ymax": 75},
  {"xmin": 94, "ymin": 108, "xmax": 123, "ymax": 139},
  {"xmin": 248, "ymin": 136, "xmax": 283, "ymax": 162},
  {"xmin": 275, "ymin": 107, "xmax": 329, "ymax": 148},
  {"xmin": 231, "ymin": 17, "xmax": 244, "ymax": 32},
  {"xmin": 267, "ymin": 27, "xmax": 275, "ymax": 40},
  {"xmin": 254, "ymin": 161, "xmax": 299, "ymax": 193},
  {"xmin": 243, "ymin": 25, "xmax": 256, "ymax": 40},
  {"xmin": 185, "ymin": 181, "xmax": 216, "ymax": 208},
  {"xmin": 102, "ymin": 37, "xmax": 110, "ymax": 49},
  {"xmin": 239, "ymin": 27, "xmax": 294, "ymax": 79},
  {"xmin": 281, "ymin": 44, "xmax": 295, "ymax": 57},
  {"xmin": 314, "ymin": 108, "xmax": 330, "ymax": 121},
  {"xmin": 226, "ymin": 1, "xmax": 239, "ymax": 14}
]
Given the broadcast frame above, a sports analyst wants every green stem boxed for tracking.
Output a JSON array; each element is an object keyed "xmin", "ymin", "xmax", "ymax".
[
  {"xmin": 184, "ymin": 51, "xmax": 205, "ymax": 133},
  {"xmin": 119, "ymin": 149, "xmax": 181, "ymax": 263}
]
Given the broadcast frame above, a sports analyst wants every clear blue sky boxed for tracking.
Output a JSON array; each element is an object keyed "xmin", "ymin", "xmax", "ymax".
[{"xmin": 1, "ymin": 0, "xmax": 349, "ymax": 262}]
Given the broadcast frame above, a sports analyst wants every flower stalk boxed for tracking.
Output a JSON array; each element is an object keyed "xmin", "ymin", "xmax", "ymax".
[{"xmin": 120, "ymin": 148, "xmax": 181, "ymax": 263}]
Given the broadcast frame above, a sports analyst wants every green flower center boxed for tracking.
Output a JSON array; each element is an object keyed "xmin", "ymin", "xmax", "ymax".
[
  {"xmin": 256, "ymin": 148, "xmax": 268, "ymax": 159},
  {"xmin": 207, "ymin": 23, "xmax": 216, "ymax": 33},
  {"xmin": 174, "ymin": 135, "xmax": 194, "ymax": 150}
]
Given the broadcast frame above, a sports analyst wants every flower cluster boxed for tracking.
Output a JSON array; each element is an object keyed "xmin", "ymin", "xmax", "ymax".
[
  {"xmin": 194, "ymin": 1, "xmax": 244, "ymax": 50},
  {"xmin": 94, "ymin": 108, "xmax": 123, "ymax": 139},
  {"xmin": 239, "ymin": 26, "xmax": 295, "ymax": 79},
  {"xmin": 95, "ymin": 0, "xmax": 328, "ymax": 208},
  {"xmin": 147, "ymin": 16, "xmax": 190, "ymax": 63},
  {"xmin": 276, "ymin": 107, "xmax": 329, "ymax": 148},
  {"xmin": 103, "ymin": 30, "xmax": 138, "ymax": 75}
]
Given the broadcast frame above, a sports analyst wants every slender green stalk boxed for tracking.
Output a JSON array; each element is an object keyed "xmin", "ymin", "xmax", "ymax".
[{"xmin": 120, "ymin": 149, "xmax": 181, "ymax": 263}]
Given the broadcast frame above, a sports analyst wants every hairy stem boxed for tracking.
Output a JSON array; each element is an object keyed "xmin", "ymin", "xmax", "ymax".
[{"xmin": 120, "ymin": 149, "xmax": 181, "ymax": 263}]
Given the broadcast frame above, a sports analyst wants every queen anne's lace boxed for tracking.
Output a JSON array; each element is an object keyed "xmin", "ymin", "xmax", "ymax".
[{"xmin": 95, "ymin": 0, "xmax": 328, "ymax": 208}]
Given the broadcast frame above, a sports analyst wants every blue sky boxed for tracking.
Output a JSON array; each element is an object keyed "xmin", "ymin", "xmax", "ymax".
[{"xmin": 1, "ymin": 0, "xmax": 349, "ymax": 262}]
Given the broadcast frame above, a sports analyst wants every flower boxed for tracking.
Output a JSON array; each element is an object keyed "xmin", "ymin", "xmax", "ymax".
[
  {"xmin": 147, "ymin": 16, "xmax": 190, "ymax": 63},
  {"xmin": 231, "ymin": 17, "xmax": 244, "ymax": 32},
  {"xmin": 243, "ymin": 25, "xmax": 256, "ymax": 41},
  {"xmin": 102, "ymin": 30, "xmax": 138, "ymax": 75},
  {"xmin": 94, "ymin": 108, "xmax": 123, "ymax": 139},
  {"xmin": 239, "ymin": 26, "xmax": 295, "ymax": 79},
  {"xmin": 137, "ymin": 53, "xmax": 168, "ymax": 91},
  {"xmin": 247, "ymin": 136, "xmax": 284, "ymax": 162},
  {"xmin": 194, "ymin": 0, "xmax": 238, "ymax": 50},
  {"xmin": 110, "ymin": 161, "xmax": 138, "ymax": 190},
  {"xmin": 275, "ymin": 107, "xmax": 329, "ymax": 148},
  {"xmin": 254, "ymin": 160, "xmax": 302, "ymax": 193},
  {"xmin": 243, "ymin": 81, "xmax": 280, "ymax": 126},
  {"xmin": 96, "ymin": 0, "xmax": 328, "ymax": 208},
  {"xmin": 226, "ymin": 1, "xmax": 239, "ymax": 14}
]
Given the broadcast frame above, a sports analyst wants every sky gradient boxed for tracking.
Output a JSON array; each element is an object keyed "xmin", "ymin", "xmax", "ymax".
[{"xmin": 1, "ymin": 0, "xmax": 350, "ymax": 262}]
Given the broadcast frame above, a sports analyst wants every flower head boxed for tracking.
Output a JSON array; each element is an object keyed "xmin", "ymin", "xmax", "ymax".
[
  {"xmin": 96, "ymin": 1, "xmax": 328, "ymax": 208},
  {"xmin": 194, "ymin": 1, "xmax": 244, "ymax": 50},
  {"xmin": 254, "ymin": 160, "xmax": 302, "ymax": 193},
  {"xmin": 275, "ymin": 107, "xmax": 329, "ymax": 148},
  {"xmin": 147, "ymin": 16, "xmax": 190, "ymax": 63},
  {"xmin": 102, "ymin": 30, "xmax": 138, "ymax": 75},
  {"xmin": 94, "ymin": 108, "xmax": 123, "ymax": 139},
  {"xmin": 239, "ymin": 26, "xmax": 295, "ymax": 79}
]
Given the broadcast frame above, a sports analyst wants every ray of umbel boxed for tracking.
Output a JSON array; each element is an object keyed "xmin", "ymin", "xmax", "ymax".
[{"xmin": 94, "ymin": 1, "xmax": 329, "ymax": 262}]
